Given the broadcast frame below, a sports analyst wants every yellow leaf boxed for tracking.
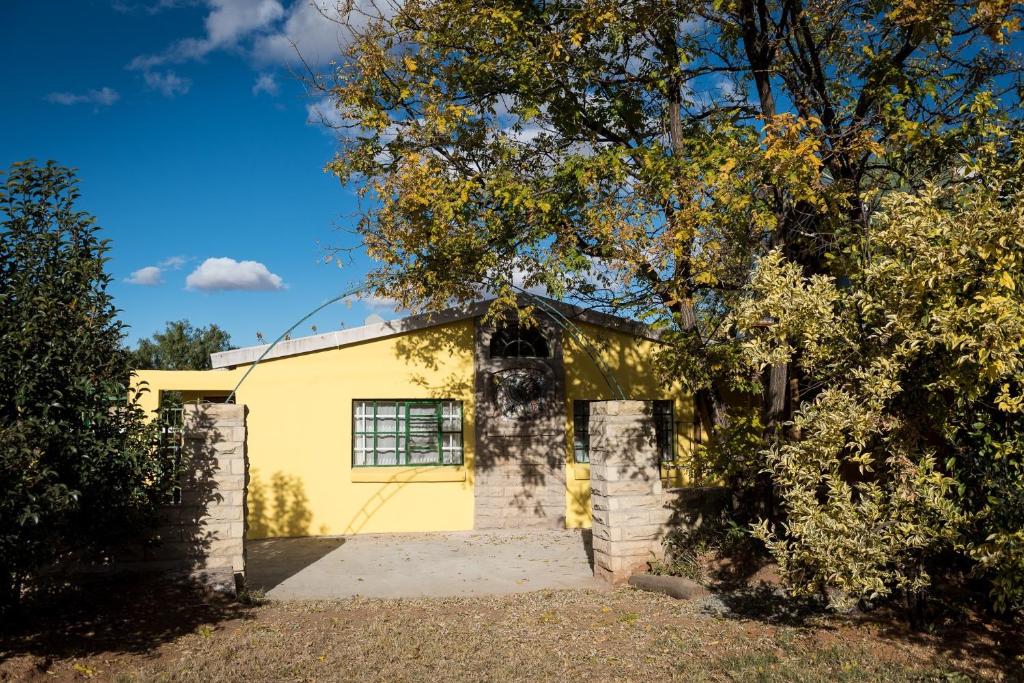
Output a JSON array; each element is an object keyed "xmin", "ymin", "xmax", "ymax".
[
  {"xmin": 403, "ymin": 55, "xmax": 417, "ymax": 72},
  {"xmin": 999, "ymin": 271, "xmax": 1015, "ymax": 290}
]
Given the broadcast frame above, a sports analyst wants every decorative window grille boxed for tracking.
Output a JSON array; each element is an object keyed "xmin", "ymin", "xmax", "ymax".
[
  {"xmin": 489, "ymin": 322, "xmax": 551, "ymax": 358},
  {"xmin": 352, "ymin": 400, "xmax": 463, "ymax": 467}
]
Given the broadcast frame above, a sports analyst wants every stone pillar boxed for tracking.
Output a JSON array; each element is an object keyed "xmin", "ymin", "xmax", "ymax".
[
  {"xmin": 157, "ymin": 403, "xmax": 248, "ymax": 592},
  {"xmin": 589, "ymin": 400, "xmax": 671, "ymax": 585}
]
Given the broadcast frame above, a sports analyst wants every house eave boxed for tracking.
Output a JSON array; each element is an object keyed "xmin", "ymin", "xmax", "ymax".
[{"xmin": 209, "ymin": 296, "xmax": 658, "ymax": 369}]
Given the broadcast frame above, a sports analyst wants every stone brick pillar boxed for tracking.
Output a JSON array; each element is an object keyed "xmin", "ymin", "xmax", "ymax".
[
  {"xmin": 158, "ymin": 403, "xmax": 248, "ymax": 592},
  {"xmin": 589, "ymin": 400, "xmax": 671, "ymax": 585}
]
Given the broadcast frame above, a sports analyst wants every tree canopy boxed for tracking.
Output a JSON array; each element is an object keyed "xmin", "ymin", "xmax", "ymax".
[
  {"xmin": 320, "ymin": 1, "xmax": 1024, "ymax": 611},
  {"xmin": 130, "ymin": 320, "xmax": 233, "ymax": 371}
]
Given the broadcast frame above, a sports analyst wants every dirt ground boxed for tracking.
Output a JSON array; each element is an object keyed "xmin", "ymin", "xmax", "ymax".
[{"xmin": 1, "ymin": 580, "xmax": 1022, "ymax": 682}]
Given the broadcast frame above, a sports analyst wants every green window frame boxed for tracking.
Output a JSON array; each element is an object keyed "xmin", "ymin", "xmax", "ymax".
[
  {"xmin": 352, "ymin": 399, "xmax": 463, "ymax": 467},
  {"xmin": 654, "ymin": 400, "xmax": 675, "ymax": 463},
  {"xmin": 572, "ymin": 400, "xmax": 674, "ymax": 464},
  {"xmin": 573, "ymin": 400, "xmax": 590, "ymax": 463}
]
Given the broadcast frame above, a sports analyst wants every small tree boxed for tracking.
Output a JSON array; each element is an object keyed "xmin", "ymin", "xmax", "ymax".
[
  {"xmin": 130, "ymin": 320, "xmax": 232, "ymax": 371},
  {"xmin": 0, "ymin": 161, "xmax": 176, "ymax": 608}
]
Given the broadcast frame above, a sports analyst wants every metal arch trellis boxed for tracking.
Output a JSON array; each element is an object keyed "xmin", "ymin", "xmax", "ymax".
[
  {"xmin": 225, "ymin": 285, "xmax": 369, "ymax": 404},
  {"xmin": 224, "ymin": 282, "xmax": 628, "ymax": 404}
]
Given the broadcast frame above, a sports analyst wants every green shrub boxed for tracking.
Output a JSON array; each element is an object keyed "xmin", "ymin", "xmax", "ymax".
[{"xmin": 0, "ymin": 161, "xmax": 177, "ymax": 609}]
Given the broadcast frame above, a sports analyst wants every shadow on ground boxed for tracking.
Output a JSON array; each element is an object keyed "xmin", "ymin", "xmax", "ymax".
[
  {"xmin": 708, "ymin": 584, "xmax": 1024, "ymax": 679},
  {"xmin": 246, "ymin": 536, "xmax": 345, "ymax": 592},
  {"xmin": 0, "ymin": 575, "xmax": 254, "ymax": 663}
]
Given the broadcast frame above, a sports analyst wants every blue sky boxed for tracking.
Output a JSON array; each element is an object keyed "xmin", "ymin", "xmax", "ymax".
[{"xmin": 0, "ymin": 0, "xmax": 395, "ymax": 348}]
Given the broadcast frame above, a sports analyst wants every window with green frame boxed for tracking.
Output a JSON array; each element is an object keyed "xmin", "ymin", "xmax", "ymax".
[
  {"xmin": 352, "ymin": 400, "xmax": 463, "ymax": 466},
  {"xmin": 573, "ymin": 400, "xmax": 590, "ymax": 463},
  {"xmin": 653, "ymin": 400, "xmax": 675, "ymax": 463},
  {"xmin": 572, "ymin": 400, "xmax": 674, "ymax": 463}
]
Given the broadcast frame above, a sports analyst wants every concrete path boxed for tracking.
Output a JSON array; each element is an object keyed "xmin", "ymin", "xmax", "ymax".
[{"xmin": 247, "ymin": 529, "xmax": 606, "ymax": 599}]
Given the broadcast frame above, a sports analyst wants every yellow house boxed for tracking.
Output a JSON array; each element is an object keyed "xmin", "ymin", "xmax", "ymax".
[{"xmin": 132, "ymin": 298, "xmax": 700, "ymax": 538}]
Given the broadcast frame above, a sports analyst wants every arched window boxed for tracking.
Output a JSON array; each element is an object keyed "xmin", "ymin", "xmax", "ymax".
[{"xmin": 489, "ymin": 321, "xmax": 551, "ymax": 358}]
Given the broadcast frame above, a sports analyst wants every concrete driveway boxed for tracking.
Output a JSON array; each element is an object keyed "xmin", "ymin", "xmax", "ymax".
[{"xmin": 247, "ymin": 529, "xmax": 605, "ymax": 599}]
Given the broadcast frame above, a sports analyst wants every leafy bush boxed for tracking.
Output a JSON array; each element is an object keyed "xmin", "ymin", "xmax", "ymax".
[
  {"xmin": 746, "ymin": 136, "xmax": 1024, "ymax": 611},
  {"xmin": 0, "ymin": 161, "xmax": 177, "ymax": 608}
]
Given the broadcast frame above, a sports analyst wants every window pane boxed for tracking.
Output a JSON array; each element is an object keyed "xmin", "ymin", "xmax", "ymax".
[
  {"xmin": 376, "ymin": 401, "xmax": 398, "ymax": 432},
  {"xmin": 376, "ymin": 449, "xmax": 398, "ymax": 465},
  {"xmin": 442, "ymin": 432, "xmax": 462, "ymax": 464},
  {"xmin": 408, "ymin": 403, "xmax": 435, "ymax": 417},
  {"xmin": 441, "ymin": 401, "xmax": 462, "ymax": 431},
  {"xmin": 489, "ymin": 322, "xmax": 550, "ymax": 358},
  {"xmin": 573, "ymin": 401, "xmax": 590, "ymax": 463},
  {"xmin": 408, "ymin": 432, "xmax": 438, "ymax": 464},
  {"xmin": 654, "ymin": 400, "xmax": 674, "ymax": 462},
  {"xmin": 352, "ymin": 399, "xmax": 463, "ymax": 467},
  {"xmin": 354, "ymin": 434, "xmax": 369, "ymax": 466},
  {"xmin": 354, "ymin": 401, "xmax": 371, "ymax": 432}
]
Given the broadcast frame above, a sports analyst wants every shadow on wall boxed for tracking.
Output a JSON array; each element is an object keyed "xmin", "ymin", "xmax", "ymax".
[
  {"xmin": 116, "ymin": 403, "xmax": 244, "ymax": 591},
  {"xmin": 159, "ymin": 404, "xmax": 224, "ymax": 567},
  {"xmin": 393, "ymin": 324, "xmax": 474, "ymax": 399},
  {"xmin": 247, "ymin": 469, "xmax": 314, "ymax": 539}
]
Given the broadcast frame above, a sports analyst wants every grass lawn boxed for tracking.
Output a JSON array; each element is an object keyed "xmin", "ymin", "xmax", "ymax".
[{"xmin": 1, "ymin": 582, "xmax": 1021, "ymax": 681}]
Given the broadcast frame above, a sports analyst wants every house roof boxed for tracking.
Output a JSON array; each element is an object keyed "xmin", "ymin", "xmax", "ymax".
[{"xmin": 209, "ymin": 296, "xmax": 657, "ymax": 369}]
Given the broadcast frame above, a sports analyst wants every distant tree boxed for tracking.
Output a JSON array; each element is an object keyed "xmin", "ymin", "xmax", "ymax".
[
  {"xmin": 0, "ymin": 161, "xmax": 177, "ymax": 609},
  {"xmin": 130, "ymin": 320, "xmax": 232, "ymax": 371}
]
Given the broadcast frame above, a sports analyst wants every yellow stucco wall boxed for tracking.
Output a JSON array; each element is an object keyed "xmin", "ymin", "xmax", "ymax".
[
  {"xmin": 134, "ymin": 319, "xmax": 477, "ymax": 538},
  {"xmin": 562, "ymin": 322, "xmax": 700, "ymax": 529},
  {"xmin": 132, "ymin": 315, "xmax": 697, "ymax": 538}
]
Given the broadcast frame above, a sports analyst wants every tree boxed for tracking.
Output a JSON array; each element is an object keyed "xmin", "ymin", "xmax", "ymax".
[
  {"xmin": 318, "ymin": 1, "xmax": 1024, "ymax": 609},
  {"xmin": 0, "ymin": 161, "xmax": 176, "ymax": 608},
  {"xmin": 319, "ymin": 0, "xmax": 1021, "ymax": 435},
  {"xmin": 130, "ymin": 320, "xmax": 232, "ymax": 371}
]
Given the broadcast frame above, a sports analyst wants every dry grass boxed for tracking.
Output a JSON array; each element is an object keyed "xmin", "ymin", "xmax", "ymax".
[{"xmin": 2, "ymin": 582, "xmax": 1021, "ymax": 682}]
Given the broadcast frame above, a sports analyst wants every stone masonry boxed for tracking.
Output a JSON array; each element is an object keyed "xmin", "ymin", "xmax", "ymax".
[
  {"xmin": 589, "ymin": 400, "xmax": 672, "ymax": 585},
  {"xmin": 473, "ymin": 314, "xmax": 567, "ymax": 529},
  {"xmin": 119, "ymin": 403, "xmax": 248, "ymax": 593}
]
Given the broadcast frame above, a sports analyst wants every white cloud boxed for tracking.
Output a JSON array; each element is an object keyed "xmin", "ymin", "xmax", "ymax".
[
  {"xmin": 306, "ymin": 94, "xmax": 347, "ymax": 128},
  {"xmin": 346, "ymin": 292, "xmax": 402, "ymax": 321},
  {"xmin": 114, "ymin": 0, "xmax": 201, "ymax": 14},
  {"xmin": 252, "ymin": 73, "xmax": 279, "ymax": 96},
  {"xmin": 185, "ymin": 257, "xmax": 285, "ymax": 292},
  {"xmin": 128, "ymin": 0, "xmax": 285, "ymax": 69},
  {"xmin": 251, "ymin": 0, "xmax": 346, "ymax": 65},
  {"xmin": 126, "ymin": 265, "xmax": 164, "ymax": 286},
  {"xmin": 159, "ymin": 255, "xmax": 188, "ymax": 269},
  {"xmin": 363, "ymin": 293, "xmax": 400, "ymax": 310},
  {"xmin": 144, "ymin": 70, "xmax": 192, "ymax": 97},
  {"xmin": 207, "ymin": 0, "xmax": 284, "ymax": 44},
  {"xmin": 46, "ymin": 87, "xmax": 120, "ymax": 107}
]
